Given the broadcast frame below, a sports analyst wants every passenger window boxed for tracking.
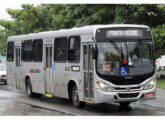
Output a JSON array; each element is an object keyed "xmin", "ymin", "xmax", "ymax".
[
  {"xmin": 16, "ymin": 48, "xmax": 20, "ymax": 66},
  {"xmin": 68, "ymin": 36, "xmax": 80, "ymax": 63},
  {"xmin": 54, "ymin": 37, "xmax": 67, "ymax": 62},
  {"xmin": 22, "ymin": 40, "xmax": 32, "ymax": 62},
  {"xmin": 33, "ymin": 39, "xmax": 43, "ymax": 62},
  {"xmin": 7, "ymin": 42, "xmax": 14, "ymax": 62},
  {"xmin": 21, "ymin": 42, "xmax": 24, "ymax": 61}
]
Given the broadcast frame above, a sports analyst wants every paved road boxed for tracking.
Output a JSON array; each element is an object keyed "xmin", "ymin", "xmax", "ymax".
[{"xmin": 0, "ymin": 83, "xmax": 165, "ymax": 116}]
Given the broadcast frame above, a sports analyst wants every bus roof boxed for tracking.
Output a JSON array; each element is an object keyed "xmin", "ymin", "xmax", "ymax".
[{"xmin": 7, "ymin": 24, "xmax": 150, "ymax": 42}]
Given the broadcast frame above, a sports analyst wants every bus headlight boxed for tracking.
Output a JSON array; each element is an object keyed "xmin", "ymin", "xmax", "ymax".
[
  {"xmin": 144, "ymin": 77, "xmax": 156, "ymax": 90},
  {"xmin": 97, "ymin": 81, "xmax": 112, "ymax": 92}
]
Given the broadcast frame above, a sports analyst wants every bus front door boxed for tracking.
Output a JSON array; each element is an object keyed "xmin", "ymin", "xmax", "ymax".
[
  {"xmin": 83, "ymin": 43, "xmax": 94, "ymax": 101},
  {"xmin": 15, "ymin": 47, "xmax": 21, "ymax": 89},
  {"xmin": 44, "ymin": 45, "xmax": 53, "ymax": 95}
]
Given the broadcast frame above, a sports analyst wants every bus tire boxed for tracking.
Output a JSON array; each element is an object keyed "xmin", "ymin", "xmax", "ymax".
[
  {"xmin": 34, "ymin": 93, "xmax": 42, "ymax": 99},
  {"xmin": 119, "ymin": 102, "xmax": 131, "ymax": 108},
  {"xmin": 26, "ymin": 78, "xmax": 34, "ymax": 98},
  {"xmin": 4, "ymin": 81, "xmax": 7, "ymax": 85},
  {"xmin": 72, "ymin": 85, "xmax": 86, "ymax": 108}
]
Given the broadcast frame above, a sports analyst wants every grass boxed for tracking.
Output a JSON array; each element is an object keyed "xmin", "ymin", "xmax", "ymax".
[{"xmin": 156, "ymin": 78, "xmax": 165, "ymax": 89}]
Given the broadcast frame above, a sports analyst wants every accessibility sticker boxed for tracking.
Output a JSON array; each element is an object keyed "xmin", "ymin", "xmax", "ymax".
[
  {"xmin": 53, "ymin": 63, "xmax": 56, "ymax": 71},
  {"xmin": 120, "ymin": 67, "xmax": 128, "ymax": 76}
]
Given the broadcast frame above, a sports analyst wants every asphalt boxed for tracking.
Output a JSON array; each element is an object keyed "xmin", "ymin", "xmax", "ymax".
[
  {"xmin": 138, "ymin": 88, "xmax": 165, "ymax": 110},
  {"xmin": 1, "ymin": 83, "xmax": 165, "ymax": 113}
]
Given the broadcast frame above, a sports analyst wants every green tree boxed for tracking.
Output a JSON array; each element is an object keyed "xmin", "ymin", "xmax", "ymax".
[
  {"xmin": 0, "ymin": 29, "xmax": 8, "ymax": 55},
  {"xmin": 152, "ymin": 25, "xmax": 165, "ymax": 58},
  {"xmin": 114, "ymin": 4, "xmax": 165, "ymax": 28},
  {"xmin": 0, "ymin": 4, "xmax": 165, "ymax": 57},
  {"xmin": 65, "ymin": 4, "xmax": 116, "ymax": 27}
]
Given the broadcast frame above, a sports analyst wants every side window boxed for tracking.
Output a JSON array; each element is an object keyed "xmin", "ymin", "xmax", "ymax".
[
  {"xmin": 54, "ymin": 37, "xmax": 67, "ymax": 62},
  {"xmin": 68, "ymin": 36, "xmax": 80, "ymax": 63},
  {"xmin": 16, "ymin": 48, "xmax": 20, "ymax": 66},
  {"xmin": 7, "ymin": 42, "xmax": 14, "ymax": 62},
  {"xmin": 22, "ymin": 40, "xmax": 32, "ymax": 62},
  {"xmin": 33, "ymin": 39, "xmax": 43, "ymax": 62},
  {"xmin": 21, "ymin": 42, "xmax": 24, "ymax": 61}
]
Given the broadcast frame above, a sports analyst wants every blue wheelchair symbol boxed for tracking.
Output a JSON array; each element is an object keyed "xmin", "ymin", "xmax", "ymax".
[
  {"xmin": 120, "ymin": 67, "xmax": 128, "ymax": 76},
  {"xmin": 53, "ymin": 63, "xmax": 56, "ymax": 71}
]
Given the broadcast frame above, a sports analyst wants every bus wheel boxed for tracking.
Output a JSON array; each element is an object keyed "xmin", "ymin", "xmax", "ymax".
[
  {"xmin": 4, "ymin": 81, "xmax": 7, "ymax": 85},
  {"xmin": 72, "ymin": 85, "xmax": 86, "ymax": 108},
  {"xmin": 26, "ymin": 79, "xmax": 34, "ymax": 98},
  {"xmin": 34, "ymin": 93, "xmax": 42, "ymax": 99},
  {"xmin": 119, "ymin": 102, "xmax": 131, "ymax": 108}
]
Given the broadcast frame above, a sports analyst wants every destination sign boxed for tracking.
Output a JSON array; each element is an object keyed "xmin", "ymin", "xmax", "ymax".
[
  {"xmin": 106, "ymin": 30, "xmax": 143, "ymax": 38},
  {"xmin": 95, "ymin": 27, "xmax": 152, "ymax": 41}
]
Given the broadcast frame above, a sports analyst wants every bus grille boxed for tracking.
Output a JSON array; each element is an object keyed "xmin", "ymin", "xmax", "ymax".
[
  {"xmin": 118, "ymin": 93, "xmax": 139, "ymax": 98},
  {"xmin": 113, "ymin": 86, "xmax": 141, "ymax": 91}
]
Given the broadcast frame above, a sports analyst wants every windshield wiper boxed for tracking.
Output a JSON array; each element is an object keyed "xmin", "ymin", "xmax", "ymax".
[{"xmin": 109, "ymin": 40, "xmax": 124, "ymax": 60}]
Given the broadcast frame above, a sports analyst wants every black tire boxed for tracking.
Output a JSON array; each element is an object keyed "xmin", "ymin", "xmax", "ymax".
[
  {"xmin": 26, "ymin": 78, "xmax": 34, "ymax": 98},
  {"xmin": 34, "ymin": 93, "xmax": 42, "ymax": 99},
  {"xmin": 119, "ymin": 102, "xmax": 131, "ymax": 107},
  {"xmin": 4, "ymin": 81, "xmax": 7, "ymax": 85},
  {"xmin": 72, "ymin": 85, "xmax": 86, "ymax": 108}
]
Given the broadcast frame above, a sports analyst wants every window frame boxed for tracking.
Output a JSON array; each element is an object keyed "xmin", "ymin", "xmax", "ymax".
[
  {"xmin": 22, "ymin": 40, "xmax": 33, "ymax": 62},
  {"xmin": 54, "ymin": 37, "xmax": 68, "ymax": 62},
  {"xmin": 7, "ymin": 41, "xmax": 14, "ymax": 62},
  {"xmin": 21, "ymin": 41, "xmax": 24, "ymax": 61},
  {"xmin": 15, "ymin": 48, "xmax": 21, "ymax": 66},
  {"xmin": 33, "ymin": 39, "xmax": 43, "ymax": 62},
  {"xmin": 68, "ymin": 36, "xmax": 81, "ymax": 63}
]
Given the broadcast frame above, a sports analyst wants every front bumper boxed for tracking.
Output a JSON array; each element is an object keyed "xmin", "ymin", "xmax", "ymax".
[{"xmin": 95, "ymin": 86, "xmax": 156, "ymax": 104}]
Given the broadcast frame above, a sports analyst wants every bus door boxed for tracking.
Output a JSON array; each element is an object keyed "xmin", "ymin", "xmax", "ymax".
[
  {"xmin": 15, "ymin": 47, "xmax": 21, "ymax": 89},
  {"xmin": 83, "ymin": 43, "xmax": 94, "ymax": 100},
  {"xmin": 44, "ymin": 44, "xmax": 53, "ymax": 94}
]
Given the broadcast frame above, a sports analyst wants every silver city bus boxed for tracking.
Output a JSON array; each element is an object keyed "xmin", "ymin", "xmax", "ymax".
[{"xmin": 7, "ymin": 24, "xmax": 156, "ymax": 108}]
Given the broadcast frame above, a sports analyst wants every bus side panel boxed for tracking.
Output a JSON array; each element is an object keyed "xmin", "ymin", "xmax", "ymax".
[
  {"xmin": 7, "ymin": 62, "xmax": 16, "ymax": 88},
  {"xmin": 52, "ymin": 62, "xmax": 83, "ymax": 99},
  {"xmin": 52, "ymin": 35, "xmax": 92, "ymax": 99},
  {"xmin": 52, "ymin": 63, "xmax": 69, "ymax": 98},
  {"xmin": 67, "ymin": 64, "xmax": 83, "ymax": 100},
  {"xmin": 21, "ymin": 62, "xmax": 45, "ymax": 94}
]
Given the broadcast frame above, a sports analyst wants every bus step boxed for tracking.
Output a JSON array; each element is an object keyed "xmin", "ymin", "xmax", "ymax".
[
  {"xmin": 83, "ymin": 99, "xmax": 94, "ymax": 103},
  {"xmin": 45, "ymin": 93, "xmax": 53, "ymax": 98}
]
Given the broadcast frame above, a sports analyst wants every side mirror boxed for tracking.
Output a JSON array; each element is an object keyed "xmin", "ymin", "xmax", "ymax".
[{"xmin": 93, "ymin": 47, "xmax": 98, "ymax": 59}]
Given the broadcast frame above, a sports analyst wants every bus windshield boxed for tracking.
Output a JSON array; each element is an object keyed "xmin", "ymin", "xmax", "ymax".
[{"xmin": 96, "ymin": 41, "xmax": 154, "ymax": 76}]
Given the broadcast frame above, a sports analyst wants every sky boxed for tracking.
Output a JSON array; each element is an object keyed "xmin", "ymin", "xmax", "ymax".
[
  {"xmin": 0, "ymin": 0, "xmax": 165, "ymax": 20},
  {"xmin": 0, "ymin": 3, "xmax": 21, "ymax": 20},
  {"xmin": 0, "ymin": 0, "xmax": 41, "ymax": 20}
]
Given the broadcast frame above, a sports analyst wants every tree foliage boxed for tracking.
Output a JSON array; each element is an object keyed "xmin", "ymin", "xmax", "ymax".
[
  {"xmin": 0, "ymin": 4, "xmax": 165, "ymax": 57},
  {"xmin": 113, "ymin": 4, "xmax": 165, "ymax": 27}
]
